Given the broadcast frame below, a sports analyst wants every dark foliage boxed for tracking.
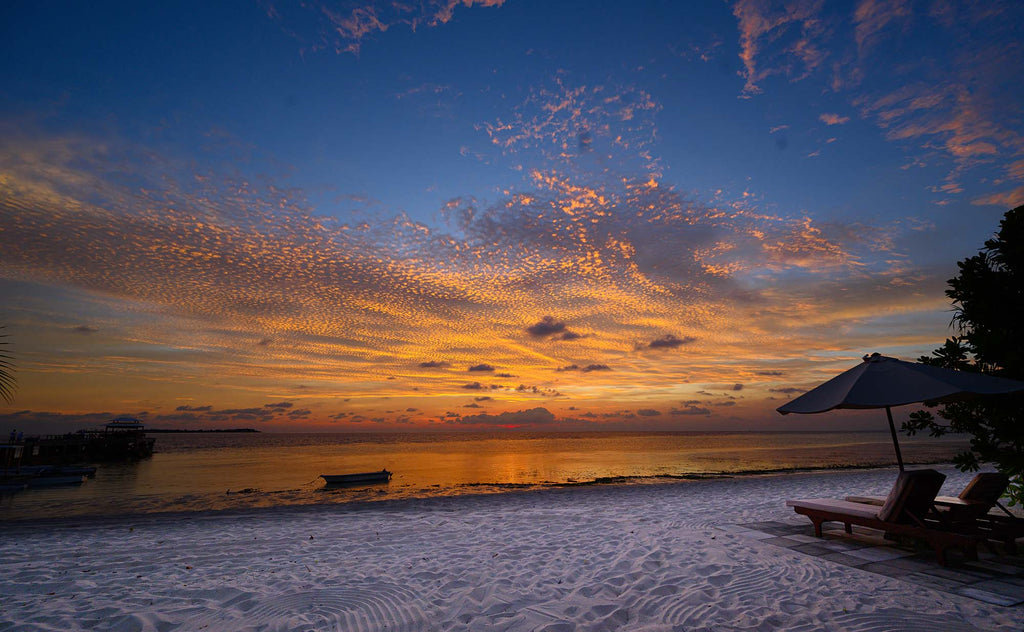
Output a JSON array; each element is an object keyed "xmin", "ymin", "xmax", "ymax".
[
  {"xmin": 0, "ymin": 327, "xmax": 13, "ymax": 404},
  {"xmin": 903, "ymin": 205, "xmax": 1024, "ymax": 504}
]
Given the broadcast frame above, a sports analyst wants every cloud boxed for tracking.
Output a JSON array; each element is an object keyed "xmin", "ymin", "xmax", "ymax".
[
  {"xmin": 732, "ymin": 383, "xmax": 744, "ymax": 391},
  {"xmin": 468, "ymin": 363, "xmax": 496, "ymax": 372},
  {"xmin": 0, "ymin": 122, "xmax": 909, "ymax": 408},
  {"xmin": 856, "ymin": 81, "xmax": 1019, "ymax": 177},
  {"xmin": 73, "ymin": 325, "xmax": 97, "ymax": 334},
  {"xmin": 514, "ymin": 384, "xmax": 561, "ymax": 397},
  {"xmin": 670, "ymin": 405, "xmax": 711, "ymax": 416},
  {"xmin": 769, "ymin": 387, "xmax": 806, "ymax": 394},
  {"xmin": 558, "ymin": 364, "xmax": 611, "ymax": 373},
  {"xmin": 1006, "ymin": 160, "xmax": 1024, "ymax": 181},
  {"xmin": 481, "ymin": 75, "xmax": 662, "ymax": 173},
  {"xmin": 819, "ymin": 113, "xmax": 850, "ymax": 125},
  {"xmin": 0, "ymin": 410, "xmax": 118, "ymax": 432},
  {"xmin": 456, "ymin": 407, "xmax": 556, "ymax": 427},
  {"xmin": 636, "ymin": 408, "xmax": 661, "ymax": 417},
  {"xmin": 647, "ymin": 334, "xmax": 697, "ymax": 350},
  {"xmin": 463, "ymin": 382, "xmax": 486, "ymax": 390},
  {"xmin": 527, "ymin": 316, "xmax": 567, "ymax": 337},
  {"xmin": 729, "ymin": 1, "xmax": 1022, "ymax": 200},
  {"xmin": 266, "ymin": 0, "xmax": 507, "ymax": 55},
  {"xmin": 0, "ymin": 402, "xmax": 313, "ymax": 432},
  {"xmin": 264, "ymin": 401, "xmax": 294, "ymax": 409},
  {"xmin": 731, "ymin": 0, "xmax": 827, "ymax": 95},
  {"xmin": 854, "ymin": 0, "xmax": 912, "ymax": 52},
  {"xmin": 972, "ymin": 187, "xmax": 1024, "ymax": 209}
]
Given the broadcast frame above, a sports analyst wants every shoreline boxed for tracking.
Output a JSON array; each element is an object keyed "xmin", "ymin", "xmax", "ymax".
[
  {"xmin": 0, "ymin": 462, "xmax": 942, "ymax": 528},
  {"xmin": 0, "ymin": 461, "xmax": 972, "ymax": 528}
]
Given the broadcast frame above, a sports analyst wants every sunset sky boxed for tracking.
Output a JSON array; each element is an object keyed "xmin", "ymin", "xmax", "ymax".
[{"xmin": 2, "ymin": 1, "xmax": 1022, "ymax": 433}]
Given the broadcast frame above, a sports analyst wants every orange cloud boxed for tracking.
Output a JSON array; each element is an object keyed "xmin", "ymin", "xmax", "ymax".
[
  {"xmin": 818, "ymin": 113, "xmax": 849, "ymax": 125},
  {"xmin": 859, "ymin": 82, "xmax": 1019, "ymax": 171},
  {"xmin": 0, "ymin": 121, "xmax": 954, "ymax": 427},
  {"xmin": 971, "ymin": 186, "xmax": 1024, "ymax": 209},
  {"xmin": 731, "ymin": 0, "xmax": 826, "ymax": 95},
  {"xmin": 1006, "ymin": 159, "xmax": 1024, "ymax": 182},
  {"xmin": 267, "ymin": 0, "xmax": 506, "ymax": 54},
  {"xmin": 853, "ymin": 0, "xmax": 912, "ymax": 52},
  {"xmin": 482, "ymin": 76, "xmax": 661, "ymax": 174},
  {"xmin": 729, "ymin": 0, "xmax": 1021, "ymax": 207}
]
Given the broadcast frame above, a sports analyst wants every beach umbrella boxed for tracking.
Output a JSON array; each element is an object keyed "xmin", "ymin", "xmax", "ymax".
[{"xmin": 776, "ymin": 353, "xmax": 1024, "ymax": 470}]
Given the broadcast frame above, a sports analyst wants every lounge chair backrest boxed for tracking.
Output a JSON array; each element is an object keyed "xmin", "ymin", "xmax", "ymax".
[
  {"xmin": 878, "ymin": 469, "xmax": 945, "ymax": 524},
  {"xmin": 958, "ymin": 472, "xmax": 1009, "ymax": 505}
]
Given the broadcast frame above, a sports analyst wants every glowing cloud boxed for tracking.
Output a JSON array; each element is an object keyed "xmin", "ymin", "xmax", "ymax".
[
  {"xmin": 732, "ymin": 0, "xmax": 826, "ymax": 95},
  {"xmin": 265, "ymin": 0, "xmax": 507, "ymax": 54},
  {"xmin": 819, "ymin": 113, "xmax": 850, "ymax": 125}
]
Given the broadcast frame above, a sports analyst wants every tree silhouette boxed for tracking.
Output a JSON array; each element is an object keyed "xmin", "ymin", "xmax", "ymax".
[
  {"xmin": 0, "ymin": 327, "xmax": 13, "ymax": 404},
  {"xmin": 904, "ymin": 205, "xmax": 1024, "ymax": 504}
]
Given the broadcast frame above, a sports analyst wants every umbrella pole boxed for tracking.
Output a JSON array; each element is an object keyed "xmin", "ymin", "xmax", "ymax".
[{"xmin": 885, "ymin": 406, "xmax": 905, "ymax": 471}]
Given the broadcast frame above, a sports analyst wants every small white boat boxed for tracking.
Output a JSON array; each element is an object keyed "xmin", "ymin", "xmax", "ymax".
[
  {"xmin": 321, "ymin": 470, "xmax": 393, "ymax": 485},
  {"xmin": 19, "ymin": 465, "xmax": 96, "ymax": 478},
  {"xmin": 27, "ymin": 474, "xmax": 87, "ymax": 487},
  {"xmin": 0, "ymin": 481, "xmax": 28, "ymax": 494}
]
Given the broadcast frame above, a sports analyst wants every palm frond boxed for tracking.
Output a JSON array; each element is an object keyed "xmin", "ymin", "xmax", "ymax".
[{"xmin": 0, "ymin": 327, "xmax": 15, "ymax": 404}]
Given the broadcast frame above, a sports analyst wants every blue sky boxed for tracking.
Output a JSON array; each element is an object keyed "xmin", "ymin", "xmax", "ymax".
[{"xmin": 1, "ymin": 0, "xmax": 1022, "ymax": 432}]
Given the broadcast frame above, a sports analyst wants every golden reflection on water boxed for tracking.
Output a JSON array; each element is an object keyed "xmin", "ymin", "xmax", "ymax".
[{"xmin": 1, "ymin": 431, "xmax": 970, "ymax": 521}]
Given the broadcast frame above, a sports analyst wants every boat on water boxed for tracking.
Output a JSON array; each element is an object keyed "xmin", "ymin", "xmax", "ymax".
[
  {"xmin": 3, "ymin": 465, "xmax": 96, "ymax": 489},
  {"xmin": 26, "ymin": 473, "xmax": 87, "ymax": 487},
  {"xmin": 321, "ymin": 470, "xmax": 393, "ymax": 485},
  {"xmin": 18, "ymin": 465, "xmax": 97, "ymax": 478},
  {"xmin": 0, "ymin": 481, "xmax": 28, "ymax": 494}
]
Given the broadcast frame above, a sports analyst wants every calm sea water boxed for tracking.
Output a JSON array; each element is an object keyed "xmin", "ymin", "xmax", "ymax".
[{"xmin": 0, "ymin": 431, "xmax": 970, "ymax": 522}]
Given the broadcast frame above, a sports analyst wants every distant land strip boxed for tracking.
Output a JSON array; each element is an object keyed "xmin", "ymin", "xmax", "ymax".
[{"xmin": 145, "ymin": 428, "xmax": 260, "ymax": 433}]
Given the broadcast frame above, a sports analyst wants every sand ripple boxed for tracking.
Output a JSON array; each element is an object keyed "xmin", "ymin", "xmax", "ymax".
[
  {"xmin": 1, "ymin": 468, "xmax": 1020, "ymax": 631},
  {"xmin": 184, "ymin": 584, "xmax": 430, "ymax": 631},
  {"xmin": 830, "ymin": 608, "xmax": 984, "ymax": 632}
]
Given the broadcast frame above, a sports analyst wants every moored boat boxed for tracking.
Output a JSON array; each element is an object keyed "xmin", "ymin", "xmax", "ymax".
[
  {"xmin": 0, "ymin": 480, "xmax": 29, "ymax": 494},
  {"xmin": 26, "ymin": 474, "xmax": 87, "ymax": 487},
  {"xmin": 321, "ymin": 470, "xmax": 393, "ymax": 485},
  {"xmin": 17, "ymin": 464, "xmax": 97, "ymax": 478}
]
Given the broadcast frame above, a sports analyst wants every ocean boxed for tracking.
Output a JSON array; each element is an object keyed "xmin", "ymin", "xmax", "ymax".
[{"xmin": 0, "ymin": 431, "xmax": 970, "ymax": 522}]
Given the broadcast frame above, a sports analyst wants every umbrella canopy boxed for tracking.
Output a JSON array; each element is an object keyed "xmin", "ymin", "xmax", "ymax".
[{"xmin": 777, "ymin": 353, "xmax": 1024, "ymax": 470}]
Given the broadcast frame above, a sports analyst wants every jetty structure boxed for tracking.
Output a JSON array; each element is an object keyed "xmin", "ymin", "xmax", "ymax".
[{"xmin": 18, "ymin": 416, "xmax": 156, "ymax": 466}]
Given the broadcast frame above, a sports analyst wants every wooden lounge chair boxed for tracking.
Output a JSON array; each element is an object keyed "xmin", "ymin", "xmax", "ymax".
[
  {"xmin": 787, "ymin": 469, "xmax": 982, "ymax": 566},
  {"xmin": 846, "ymin": 472, "xmax": 1024, "ymax": 554}
]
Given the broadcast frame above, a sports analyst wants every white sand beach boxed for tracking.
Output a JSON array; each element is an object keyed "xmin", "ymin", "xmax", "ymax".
[{"xmin": 2, "ymin": 467, "xmax": 1022, "ymax": 631}]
